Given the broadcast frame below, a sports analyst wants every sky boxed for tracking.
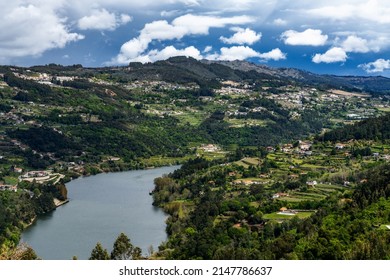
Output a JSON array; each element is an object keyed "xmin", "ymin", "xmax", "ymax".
[{"xmin": 1, "ymin": 0, "xmax": 390, "ymax": 77}]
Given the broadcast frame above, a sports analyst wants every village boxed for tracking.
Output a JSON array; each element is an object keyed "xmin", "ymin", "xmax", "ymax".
[
  {"xmin": 0, "ymin": 67, "xmax": 389, "ymax": 215},
  {"xmin": 193, "ymin": 136, "xmax": 390, "ymax": 224},
  {"xmin": 2, "ymin": 66, "xmax": 389, "ymax": 133}
]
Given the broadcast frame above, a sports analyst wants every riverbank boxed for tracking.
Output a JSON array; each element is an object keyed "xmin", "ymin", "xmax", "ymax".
[
  {"xmin": 22, "ymin": 217, "xmax": 37, "ymax": 230},
  {"xmin": 20, "ymin": 198, "xmax": 69, "ymax": 233},
  {"xmin": 21, "ymin": 165, "xmax": 180, "ymax": 259},
  {"xmin": 65, "ymin": 158, "xmax": 184, "ymax": 182},
  {"xmin": 53, "ymin": 198, "xmax": 69, "ymax": 207}
]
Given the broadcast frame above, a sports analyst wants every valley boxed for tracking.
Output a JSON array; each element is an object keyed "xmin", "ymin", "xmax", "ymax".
[{"xmin": 0, "ymin": 57, "xmax": 389, "ymax": 259}]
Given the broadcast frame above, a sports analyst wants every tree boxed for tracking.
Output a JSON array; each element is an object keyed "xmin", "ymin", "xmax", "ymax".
[
  {"xmin": 1, "ymin": 243, "xmax": 39, "ymax": 260},
  {"xmin": 89, "ymin": 242, "xmax": 110, "ymax": 260},
  {"xmin": 111, "ymin": 232, "xmax": 142, "ymax": 260},
  {"xmin": 132, "ymin": 247, "xmax": 142, "ymax": 260}
]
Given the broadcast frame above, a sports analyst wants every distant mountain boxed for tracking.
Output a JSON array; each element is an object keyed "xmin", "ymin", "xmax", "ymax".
[
  {"xmin": 3, "ymin": 56, "xmax": 390, "ymax": 94},
  {"xmin": 206, "ymin": 59, "xmax": 390, "ymax": 95},
  {"xmin": 128, "ymin": 57, "xmax": 390, "ymax": 94}
]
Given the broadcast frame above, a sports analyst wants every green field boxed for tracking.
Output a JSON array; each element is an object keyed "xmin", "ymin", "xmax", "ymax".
[
  {"xmin": 140, "ymin": 155, "xmax": 193, "ymax": 167},
  {"xmin": 226, "ymin": 118, "xmax": 268, "ymax": 128},
  {"xmin": 263, "ymin": 211, "xmax": 315, "ymax": 220}
]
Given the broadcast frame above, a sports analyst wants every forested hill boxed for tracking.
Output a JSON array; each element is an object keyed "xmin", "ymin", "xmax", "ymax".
[
  {"xmin": 204, "ymin": 59, "xmax": 390, "ymax": 95},
  {"xmin": 1, "ymin": 57, "xmax": 390, "ymax": 259},
  {"xmin": 319, "ymin": 113, "xmax": 390, "ymax": 142},
  {"xmin": 3, "ymin": 56, "xmax": 390, "ymax": 94}
]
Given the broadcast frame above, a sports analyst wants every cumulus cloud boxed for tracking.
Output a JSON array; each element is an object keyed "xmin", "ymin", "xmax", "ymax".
[
  {"xmin": 281, "ymin": 29, "xmax": 328, "ymax": 46},
  {"xmin": 111, "ymin": 14, "xmax": 254, "ymax": 64},
  {"xmin": 4, "ymin": 0, "xmax": 389, "ymax": 68},
  {"xmin": 359, "ymin": 59, "xmax": 390, "ymax": 73},
  {"xmin": 120, "ymin": 14, "xmax": 132, "ymax": 25},
  {"xmin": 220, "ymin": 27, "xmax": 261, "ymax": 45},
  {"xmin": 207, "ymin": 46, "xmax": 260, "ymax": 61},
  {"xmin": 259, "ymin": 48, "xmax": 286, "ymax": 61},
  {"xmin": 312, "ymin": 47, "xmax": 347, "ymax": 63},
  {"xmin": 132, "ymin": 46, "xmax": 202, "ymax": 63},
  {"xmin": 172, "ymin": 14, "xmax": 254, "ymax": 35},
  {"xmin": 338, "ymin": 35, "xmax": 387, "ymax": 53},
  {"xmin": 206, "ymin": 46, "xmax": 286, "ymax": 62},
  {"xmin": 0, "ymin": 1, "xmax": 84, "ymax": 62},
  {"xmin": 340, "ymin": 35, "xmax": 370, "ymax": 53},
  {"xmin": 78, "ymin": 8, "xmax": 132, "ymax": 31}
]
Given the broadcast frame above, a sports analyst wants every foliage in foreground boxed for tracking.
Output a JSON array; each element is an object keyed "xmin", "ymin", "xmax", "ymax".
[
  {"xmin": 89, "ymin": 233, "xmax": 142, "ymax": 260},
  {"xmin": 152, "ymin": 161, "xmax": 390, "ymax": 260}
]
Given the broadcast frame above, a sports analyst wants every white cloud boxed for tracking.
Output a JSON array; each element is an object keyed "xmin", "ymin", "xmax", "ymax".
[
  {"xmin": 220, "ymin": 27, "xmax": 261, "ymax": 45},
  {"xmin": 0, "ymin": 2, "xmax": 84, "ymax": 62},
  {"xmin": 179, "ymin": 0, "xmax": 201, "ymax": 6},
  {"xmin": 210, "ymin": 46, "xmax": 260, "ymax": 61},
  {"xmin": 4, "ymin": 0, "xmax": 389, "ymax": 67},
  {"xmin": 69, "ymin": 0, "xmax": 259, "ymax": 12},
  {"xmin": 78, "ymin": 9, "xmax": 132, "ymax": 31},
  {"xmin": 203, "ymin": 46, "xmax": 213, "ymax": 53},
  {"xmin": 206, "ymin": 46, "xmax": 285, "ymax": 62},
  {"xmin": 132, "ymin": 46, "xmax": 203, "ymax": 63},
  {"xmin": 307, "ymin": 0, "xmax": 390, "ymax": 24},
  {"xmin": 259, "ymin": 48, "xmax": 286, "ymax": 61},
  {"xmin": 281, "ymin": 29, "xmax": 328, "ymax": 46},
  {"xmin": 312, "ymin": 47, "xmax": 347, "ymax": 63},
  {"xmin": 171, "ymin": 14, "xmax": 255, "ymax": 35},
  {"xmin": 142, "ymin": 20, "xmax": 187, "ymax": 41},
  {"xmin": 273, "ymin": 18, "xmax": 287, "ymax": 26},
  {"xmin": 120, "ymin": 14, "xmax": 132, "ymax": 25},
  {"xmin": 116, "ymin": 38, "xmax": 150, "ymax": 64},
  {"xmin": 340, "ymin": 35, "xmax": 370, "ymax": 53},
  {"xmin": 337, "ymin": 34, "xmax": 388, "ymax": 53},
  {"xmin": 161, "ymin": 10, "xmax": 181, "ymax": 17},
  {"xmin": 110, "ymin": 14, "xmax": 255, "ymax": 64},
  {"xmin": 359, "ymin": 59, "xmax": 390, "ymax": 73}
]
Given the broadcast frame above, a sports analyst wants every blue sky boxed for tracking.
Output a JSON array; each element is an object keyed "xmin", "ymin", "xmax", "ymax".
[{"xmin": 1, "ymin": 0, "xmax": 390, "ymax": 76}]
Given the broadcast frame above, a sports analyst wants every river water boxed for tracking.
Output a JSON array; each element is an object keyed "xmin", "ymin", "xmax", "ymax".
[{"xmin": 21, "ymin": 165, "xmax": 179, "ymax": 260}]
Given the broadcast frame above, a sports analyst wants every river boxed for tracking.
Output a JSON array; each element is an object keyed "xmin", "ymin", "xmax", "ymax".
[{"xmin": 21, "ymin": 165, "xmax": 179, "ymax": 260}]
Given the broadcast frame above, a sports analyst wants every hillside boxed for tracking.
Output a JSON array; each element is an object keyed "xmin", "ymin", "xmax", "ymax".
[
  {"xmin": 1, "ymin": 57, "xmax": 390, "ymax": 259},
  {"xmin": 151, "ymin": 116, "xmax": 390, "ymax": 260},
  {"xmin": 319, "ymin": 113, "xmax": 390, "ymax": 142},
  {"xmin": 209, "ymin": 59, "xmax": 390, "ymax": 95}
]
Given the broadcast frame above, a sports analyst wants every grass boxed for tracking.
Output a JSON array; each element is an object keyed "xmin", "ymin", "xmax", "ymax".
[
  {"xmin": 234, "ymin": 161, "xmax": 250, "ymax": 168},
  {"xmin": 241, "ymin": 157, "xmax": 260, "ymax": 165},
  {"xmin": 276, "ymin": 196, "xmax": 308, "ymax": 202},
  {"xmin": 197, "ymin": 150, "xmax": 227, "ymax": 160},
  {"xmin": 175, "ymin": 111, "xmax": 207, "ymax": 126},
  {"xmin": 4, "ymin": 176, "xmax": 18, "ymax": 185},
  {"xmin": 234, "ymin": 157, "xmax": 260, "ymax": 168},
  {"xmin": 278, "ymin": 192, "xmax": 327, "ymax": 202},
  {"xmin": 263, "ymin": 211, "xmax": 315, "ymax": 220},
  {"xmin": 316, "ymin": 184, "xmax": 345, "ymax": 191},
  {"xmin": 141, "ymin": 155, "xmax": 192, "ymax": 167},
  {"xmin": 377, "ymin": 107, "xmax": 390, "ymax": 112},
  {"xmin": 226, "ymin": 118, "xmax": 268, "ymax": 128}
]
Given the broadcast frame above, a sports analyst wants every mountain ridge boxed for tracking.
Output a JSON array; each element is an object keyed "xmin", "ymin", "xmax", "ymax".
[{"xmin": 2, "ymin": 56, "xmax": 390, "ymax": 94}]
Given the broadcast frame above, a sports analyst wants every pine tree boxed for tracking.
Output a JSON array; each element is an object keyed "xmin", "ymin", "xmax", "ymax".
[
  {"xmin": 111, "ymin": 232, "xmax": 142, "ymax": 260},
  {"xmin": 89, "ymin": 242, "xmax": 110, "ymax": 260}
]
